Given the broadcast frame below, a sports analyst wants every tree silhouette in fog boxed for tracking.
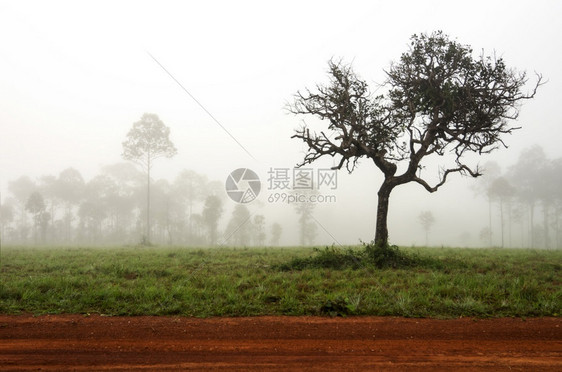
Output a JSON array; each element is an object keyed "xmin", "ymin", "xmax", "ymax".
[
  {"xmin": 225, "ymin": 204, "xmax": 252, "ymax": 246},
  {"xmin": 202, "ymin": 195, "xmax": 223, "ymax": 246},
  {"xmin": 270, "ymin": 223, "xmax": 282, "ymax": 246},
  {"xmin": 122, "ymin": 113, "xmax": 177, "ymax": 245},
  {"xmin": 25, "ymin": 191, "xmax": 48, "ymax": 244},
  {"xmin": 418, "ymin": 211, "xmax": 435, "ymax": 247}
]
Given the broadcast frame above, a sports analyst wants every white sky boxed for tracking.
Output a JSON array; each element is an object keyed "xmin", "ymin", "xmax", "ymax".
[{"xmin": 1, "ymin": 0, "xmax": 561, "ymax": 246}]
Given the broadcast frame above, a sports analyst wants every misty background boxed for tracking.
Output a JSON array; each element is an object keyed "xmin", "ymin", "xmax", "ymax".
[{"xmin": 1, "ymin": 0, "xmax": 561, "ymax": 248}]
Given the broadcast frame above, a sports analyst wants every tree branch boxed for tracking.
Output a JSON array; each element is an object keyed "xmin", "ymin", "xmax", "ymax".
[{"xmin": 413, "ymin": 164, "xmax": 481, "ymax": 193}]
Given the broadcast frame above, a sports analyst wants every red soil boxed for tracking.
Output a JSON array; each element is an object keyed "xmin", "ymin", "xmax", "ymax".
[{"xmin": 0, "ymin": 315, "xmax": 560, "ymax": 371}]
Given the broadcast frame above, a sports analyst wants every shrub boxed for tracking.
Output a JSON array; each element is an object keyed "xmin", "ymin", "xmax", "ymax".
[
  {"xmin": 363, "ymin": 241, "xmax": 416, "ymax": 268},
  {"xmin": 276, "ymin": 242, "xmax": 421, "ymax": 271}
]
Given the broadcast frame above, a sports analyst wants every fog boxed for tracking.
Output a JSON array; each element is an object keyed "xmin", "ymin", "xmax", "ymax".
[{"xmin": 1, "ymin": 0, "xmax": 561, "ymax": 248}]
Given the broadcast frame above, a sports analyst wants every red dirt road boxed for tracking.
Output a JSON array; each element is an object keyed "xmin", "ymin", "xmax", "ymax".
[{"xmin": 0, "ymin": 315, "xmax": 560, "ymax": 371}]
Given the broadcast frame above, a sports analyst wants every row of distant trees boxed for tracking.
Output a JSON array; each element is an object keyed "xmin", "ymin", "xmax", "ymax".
[
  {"xmin": 475, "ymin": 145, "xmax": 562, "ymax": 249},
  {"xmin": 3, "ymin": 144, "xmax": 560, "ymax": 248},
  {"xmin": 1, "ymin": 112, "xmax": 289, "ymax": 247},
  {"xmin": 0, "ymin": 106, "xmax": 318, "ymax": 248},
  {"xmin": 418, "ymin": 146, "xmax": 562, "ymax": 249},
  {"xmin": 0, "ymin": 165, "xmax": 284, "ymax": 246}
]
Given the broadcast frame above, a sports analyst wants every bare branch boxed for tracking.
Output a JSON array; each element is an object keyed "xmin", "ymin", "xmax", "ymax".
[{"xmin": 413, "ymin": 164, "xmax": 481, "ymax": 193}]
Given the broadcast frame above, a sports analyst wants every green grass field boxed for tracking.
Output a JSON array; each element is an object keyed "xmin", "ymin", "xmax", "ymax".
[{"xmin": 0, "ymin": 246, "xmax": 560, "ymax": 318}]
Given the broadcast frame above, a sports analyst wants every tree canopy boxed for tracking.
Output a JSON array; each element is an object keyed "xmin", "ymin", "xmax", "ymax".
[{"xmin": 122, "ymin": 113, "xmax": 177, "ymax": 170}]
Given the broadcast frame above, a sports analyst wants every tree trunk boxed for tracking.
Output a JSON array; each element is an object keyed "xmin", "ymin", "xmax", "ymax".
[{"xmin": 374, "ymin": 182, "xmax": 393, "ymax": 246}]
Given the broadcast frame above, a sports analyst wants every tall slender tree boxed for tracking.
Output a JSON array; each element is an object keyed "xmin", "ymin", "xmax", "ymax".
[{"xmin": 122, "ymin": 113, "xmax": 177, "ymax": 244}]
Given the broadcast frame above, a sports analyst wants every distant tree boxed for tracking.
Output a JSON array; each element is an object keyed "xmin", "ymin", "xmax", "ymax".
[
  {"xmin": 534, "ymin": 158, "xmax": 559, "ymax": 249},
  {"xmin": 289, "ymin": 31, "xmax": 542, "ymax": 250},
  {"xmin": 101, "ymin": 163, "xmax": 144, "ymax": 192},
  {"xmin": 25, "ymin": 191, "xmax": 48, "ymax": 244},
  {"xmin": 294, "ymin": 202, "xmax": 317, "ymax": 246},
  {"xmin": 479, "ymin": 227, "xmax": 492, "ymax": 246},
  {"xmin": 100, "ymin": 164, "xmax": 142, "ymax": 242},
  {"xmin": 510, "ymin": 203, "xmax": 526, "ymax": 248},
  {"xmin": 122, "ymin": 113, "xmax": 177, "ymax": 244},
  {"xmin": 418, "ymin": 211, "xmax": 435, "ymax": 247},
  {"xmin": 552, "ymin": 158, "xmax": 562, "ymax": 249},
  {"xmin": 505, "ymin": 147, "xmax": 562, "ymax": 249},
  {"xmin": 190, "ymin": 213, "xmax": 204, "ymax": 244},
  {"xmin": 150, "ymin": 179, "xmax": 173, "ymax": 244},
  {"xmin": 253, "ymin": 215, "xmax": 266, "ymax": 246},
  {"xmin": 202, "ymin": 195, "xmax": 223, "ymax": 246},
  {"xmin": 270, "ymin": 222, "xmax": 282, "ymax": 246},
  {"xmin": 488, "ymin": 176, "xmax": 516, "ymax": 247},
  {"xmin": 205, "ymin": 180, "xmax": 225, "ymax": 197},
  {"xmin": 55, "ymin": 168, "xmax": 85, "ymax": 243},
  {"xmin": 8, "ymin": 176, "xmax": 36, "ymax": 205},
  {"xmin": 225, "ymin": 204, "xmax": 252, "ymax": 246},
  {"xmin": 0, "ymin": 197, "xmax": 14, "ymax": 244},
  {"xmin": 174, "ymin": 170, "xmax": 208, "ymax": 242},
  {"xmin": 78, "ymin": 200, "xmax": 105, "ymax": 243},
  {"xmin": 508, "ymin": 146, "xmax": 548, "ymax": 248},
  {"xmin": 78, "ymin": 175, "xmax": 117, "ymax": 243},
  {"xmin": 39, "ymin": 175, "xmax": 59, "ymax": 242},
  {"xmin": 8, "ymin": 176, "xmax": 36, "ymax": 243},
  {"xmin": 473, "ymin": 161, "xmax": 502, "ymax": 247}
]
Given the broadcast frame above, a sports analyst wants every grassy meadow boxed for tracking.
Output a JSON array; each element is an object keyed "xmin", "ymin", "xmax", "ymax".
[{"xmin": 0, "ymin": 245, "xmax": 560, "ymax": 318}]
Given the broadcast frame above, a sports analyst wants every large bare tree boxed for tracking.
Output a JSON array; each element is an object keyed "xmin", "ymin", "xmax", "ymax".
[
  {"xmin": 122, "ymin": 113, "xmax": 177, "ymax": 244},
  {"xmin": 289, "ymin": 31, "xmax": 542, "ymax": 247}
]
